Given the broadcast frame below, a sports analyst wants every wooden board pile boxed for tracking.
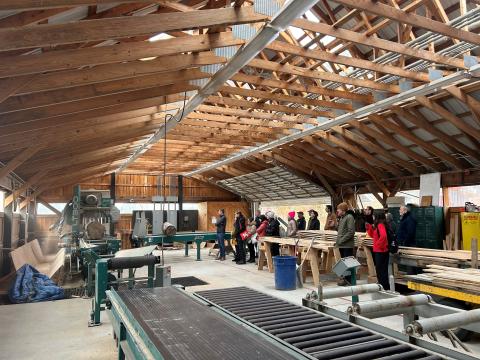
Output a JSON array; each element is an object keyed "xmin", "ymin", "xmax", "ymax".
[
  {"xmin": 396, "ymin": 247, "xmax": 480, "ymax": 268},
  {"xmin": 407, "ymin": 264, "xmax": 480, "ymax": 293},
  {"xmin": 298, "ymin": 230, "xmax": 367, "ymax": 246}
]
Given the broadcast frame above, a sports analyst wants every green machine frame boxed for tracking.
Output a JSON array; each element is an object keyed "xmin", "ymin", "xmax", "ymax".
[
  {"xmin": 142, "ymin": 232, "xmax": 231, "ymax": 260},
  {"xmin": 90, "ymin": 256, "xmax": 161, "ymax": 326}
]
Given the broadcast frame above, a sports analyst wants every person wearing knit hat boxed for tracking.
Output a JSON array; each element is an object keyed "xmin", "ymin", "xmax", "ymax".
[
  {"xmin": 287, "ymin": 211, "xmax": 297, "ymax": 237},
  {"xmin": 336, "ymin": 202, "xmax": 356, "ymax": 286},
  {"xmin": 297, "ymin": 211, "xmax": 306, "ymax": 230}
]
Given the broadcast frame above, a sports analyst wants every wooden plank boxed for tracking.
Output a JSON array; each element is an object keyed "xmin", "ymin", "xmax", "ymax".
[
  {"xmin": 0, "ymin": 144, "xmax": 42, "ymax": 180},
  {"xmin": 249, "ymin": 59, "xmax": 400, "ymax": 93},
  {"xmin": 292, "ymin": 19, "xmax": 465, "ymax": 69},
  {"xmin": 0, "ymin": 7, "xmax": 266, "ymax": 51},
  {"xmin": 231, "ymin": 73, "xmax": 373, "ymax": 103},
  {"xmin": 0, "ymin": 82, "xmax": 196, "ymax": 126},
  {"xmin": 206, "ymin": 95, "xmax": 333, "ymax": 118},
  {"xmin": 18, "ymin": 53, "xmax": 225, "ymax": 95},
  {"xmin": 332, "ymin": 0, "xmax": 480, "ymax": 45},
  {"xmin": 393, "ymin": 106, "xmax": 480, "ymax": 162},
  {"xmin": 472, "ymin": 238, "xmax": 478, "ymax": 269},
  {"xmin": 369, "ymin": 114, "xmax": 465, "ymax": 169},
  {"xmin": 0, "ymin": 0, "xmax": 158, "ymax": 11},
  {"xmin": 267, "ymin": 41, "xmax": 429, "ymax": 82},
  {"xmin": 416, "ymin": 95, "xmax": 480, "ymax": 142},
  {"xmin": 0, "ymin": 33, "xmax": 243, "ymax": 78},
  {"xmin": 0, "ymin": 69, "xmax": 208, "ymax": 114},
  {"xmin": 0, "ymin": 75, "xmax": 35, "ymax": 105},
  {"xmin": 219, "ymin": 85, "xmax": 352, "ymax": 111}
]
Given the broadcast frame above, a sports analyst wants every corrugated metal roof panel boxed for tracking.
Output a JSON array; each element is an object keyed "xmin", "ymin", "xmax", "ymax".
[{"xmin": 218, "ymin": 166, "xmax": 330, "ymax": 202}]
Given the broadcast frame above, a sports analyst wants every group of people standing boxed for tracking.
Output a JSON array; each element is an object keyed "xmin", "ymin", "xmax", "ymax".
[
  {"xmin": 215, "ymin": 203, "xmax": 417, "ymax": 291},
  {"xmin": 214, "ymin": 209, "xmax": 281, "ymax": 265},
  {"xmin": 286, "ymin": 206, "xmax": 338, "ymax": 234},
  {"xmin": 338, "ymin": 204, "xmax": 417, "ymax": 290}
]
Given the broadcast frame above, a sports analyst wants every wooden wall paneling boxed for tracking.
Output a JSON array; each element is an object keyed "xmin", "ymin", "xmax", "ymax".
[{"xmin": 198, "ymin": 201, "xmax": 251, "ymax": 232}]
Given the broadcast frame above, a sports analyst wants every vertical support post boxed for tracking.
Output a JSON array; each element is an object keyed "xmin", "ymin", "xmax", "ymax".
[
  {"xmin": 471, "ymin": 238, "xmax": 478, "ymax": 269},
  {"xmin": 2, "ymin": 202, "xmax": 12, "ymax": 276},
  {"xmin": 351, "ymin": 269, "xmax": 359, "ymax": 304},
  {"xmin": 128, "ymin": 268, "xmax": 134, "ymax": 289},
  {"xmin": 110, "ymin": 173, "xmax": 116, "ymax": 205},
  {"xmin": 26, "ymin": 199, "xmax": 36, "ymax": 242},
  {"xmin": 90, "ymin": 259, "xmax": 108, "ymax": 326},
  {"xmin": 147, "ymin": 264, "xmax": 154, "ymax": 288},
  {"xmin": 196, "ymin": 237, "xmax": 203, "ymax": 261},
  {"xmin": 178, "ymin": 175, "xmax": 183, "ymax": 231},
  {"xmin": 118, "ymin": 323, "xmax": 126, "ymax": 360},
  {"xmin": 177, "ymin": 175, "xmax": 183, "ymax": 211},
  {"xmin": 72, "ymin": 185, "xmax": 81, "ymax": 246}
]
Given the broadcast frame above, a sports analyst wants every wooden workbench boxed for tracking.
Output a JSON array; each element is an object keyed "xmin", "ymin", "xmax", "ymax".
[{"xmin": 260, "ymin": 237, "xmax": 338, "ymax": 287}]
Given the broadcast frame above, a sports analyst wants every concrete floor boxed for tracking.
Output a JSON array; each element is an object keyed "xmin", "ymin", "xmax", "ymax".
[{"xmin": 0, "ymin": 248, "xmax": 479, "ymax": 359}]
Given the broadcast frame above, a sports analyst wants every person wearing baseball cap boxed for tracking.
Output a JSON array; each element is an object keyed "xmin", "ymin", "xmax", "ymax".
[{"xmin": 297, "ymin": 211, "xmax": 306, "ymax": 231}]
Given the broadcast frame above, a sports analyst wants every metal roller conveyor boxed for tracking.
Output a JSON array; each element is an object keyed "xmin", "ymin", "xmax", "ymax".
[
  {"xmin": 106, "ymin": 287, "xmax": 311, "ymax": 360},
  {"xmin": 195, "ymin": 287, "xmax": 444, "ymax": 360}
]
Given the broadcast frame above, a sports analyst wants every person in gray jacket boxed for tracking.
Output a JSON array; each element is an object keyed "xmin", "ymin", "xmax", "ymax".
[{"xmin": 335, "ymin": 202, "xmax": 355, "ymax": 285}]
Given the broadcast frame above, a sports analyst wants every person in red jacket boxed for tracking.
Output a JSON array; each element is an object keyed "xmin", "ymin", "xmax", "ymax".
[
  {"xmin": 256, "ymin": 215, "xmax": 268, "ymax": 237},
  {"xmin": 365, "ymin": 213, "xmax": 390, "ymax": 290}
]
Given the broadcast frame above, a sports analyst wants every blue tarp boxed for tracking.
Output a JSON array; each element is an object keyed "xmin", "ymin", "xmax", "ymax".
[{"xmin": 9, "ymin": 264, "xmax": 64, "ymax": 303}]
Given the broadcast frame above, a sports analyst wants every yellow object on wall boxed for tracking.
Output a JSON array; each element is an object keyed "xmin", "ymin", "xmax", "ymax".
[{"xmin": 461, "ymin": 212, "xmax": 480, "ymax": 250}]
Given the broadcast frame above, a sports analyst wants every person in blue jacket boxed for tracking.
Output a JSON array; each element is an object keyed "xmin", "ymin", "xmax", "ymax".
[{"xmin": 397, "ymin": 205, "xmax": 417, "ymax": 247}]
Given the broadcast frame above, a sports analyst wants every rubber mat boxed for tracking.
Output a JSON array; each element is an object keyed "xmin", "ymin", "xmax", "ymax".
[
  {"xmin": 195, "ymin": 287, "xmax": 444, "ymax": 360},
  {"xmin": 117, "ymin": 287, "xmax": 301, "ymax": 360},
  {"xmin": 171, "ymin": 276, "xmax": 208, "ymax": 287}
]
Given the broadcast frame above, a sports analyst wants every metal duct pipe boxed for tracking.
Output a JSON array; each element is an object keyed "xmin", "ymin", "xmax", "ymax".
[
  {"xmin": 318, "ymin": 284, "xmax": 382, "ymax": 301},
  {"xmin": 347, "ymin": 294, "xmax": 431, "ymax": 315},
  {"xmin": 406, "ymin": 309, "xmax": 480, "ymax": 336}
]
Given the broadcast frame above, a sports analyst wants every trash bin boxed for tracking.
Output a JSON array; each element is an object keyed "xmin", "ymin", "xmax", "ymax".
[{"xmin": 273, "ymin": 255, "xmax": 296, "ymax": 290}]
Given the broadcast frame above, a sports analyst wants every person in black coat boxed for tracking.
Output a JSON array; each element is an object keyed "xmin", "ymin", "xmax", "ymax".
[
  {"xmin": 265, "ymin": 211, "xmax": 281, "ymax": 257},
  {"xmin": 254, "ymin": 210, "xmax": 262, "ymax": 228},
  {"xmin": 297, "ymin": 211, "xmax": 306, "ymax": 231},
  {"xmin": 215, "ymin": 209, "xmax": 227, "ymax": 261},
  {"xmin": 397, "ymin": 206, "xmax": 416, "ymax": 247},
  {"xmin": 307, "ymin": 210, "xmax": 320, "ymax": 230},
  {"xmin": 234, "ymin": 211, "xmax": 247, "ymax": 264}
]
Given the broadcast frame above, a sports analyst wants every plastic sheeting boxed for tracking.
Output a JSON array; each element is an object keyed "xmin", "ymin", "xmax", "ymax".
[{"xmin": 9, "ymin": 264, "xmax": 64, "ymax": 304}]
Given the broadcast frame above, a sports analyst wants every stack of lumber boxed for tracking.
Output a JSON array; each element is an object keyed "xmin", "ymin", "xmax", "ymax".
[
  {"xmin": 407, "ymin": 265, "xmax": 480, "ymax": 293},
  {"xmin": 298, "ymin": 230, "xmax": 367, "ymax": 246},
  {"xmin": 398, "ymin": 247, "xmax": 479, "ymax": 266}
]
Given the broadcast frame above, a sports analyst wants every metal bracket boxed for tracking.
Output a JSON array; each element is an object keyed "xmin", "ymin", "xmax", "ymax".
[
  {"xmin": 428, "ymin": 69, "xmax": 443, "ymax": 82},
  {"xmin": 464, "ymin": 55, "xmax": 478, "ymax": 69}
]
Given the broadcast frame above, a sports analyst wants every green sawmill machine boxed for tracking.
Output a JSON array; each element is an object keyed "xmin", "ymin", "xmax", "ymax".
[{"xmin": 53, "ymin": 185, "xmax": 121, "ymax": 284}]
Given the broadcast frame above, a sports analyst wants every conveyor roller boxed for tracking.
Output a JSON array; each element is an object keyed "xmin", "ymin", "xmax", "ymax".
[{"xmin": 195, "ymin": 287, "xmax": 443, "ymax": 360}]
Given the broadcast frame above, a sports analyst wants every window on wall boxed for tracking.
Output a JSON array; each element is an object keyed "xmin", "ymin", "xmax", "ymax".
[
  {"xmin": 357, "ymin": 190, "xmax": 421, "ymax": 209},
  {"xmin": 115, "ymin": 202, "xmax": 199, "ymax": 214},
  {"xmin": 446, "ymin": 185, "xmax": 480, "ymax": 207},
  {"xmin": 37, "ymin": 203, "xmax": 67, "ymax": 215}
]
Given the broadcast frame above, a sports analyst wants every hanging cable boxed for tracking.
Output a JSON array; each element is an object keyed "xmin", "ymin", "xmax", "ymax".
[{"xmin": 159, "ymin": 90, "xmax": 187, "ymax": 265}]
